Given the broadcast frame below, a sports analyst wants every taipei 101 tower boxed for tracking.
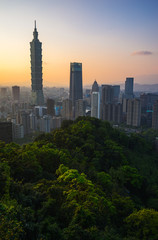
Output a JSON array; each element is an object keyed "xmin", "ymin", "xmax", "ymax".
[{"xmin": 30, "ymin": 21, "xmax": 44, "ymax": 105}]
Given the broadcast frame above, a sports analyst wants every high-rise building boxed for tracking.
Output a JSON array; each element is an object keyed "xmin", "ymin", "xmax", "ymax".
[
  {"xmin": 17, "ymin": 111, "xmax": 30, "ymax": 135},
  {"xmin": 91, "ymin": 80, "xmax": 100, "ymax": 118},
  {"xmin": 30, "ymin": 21, "xmax": 44, "ymax": 105},
  {"xmin": 21, "ymin": 112, "xmax": 31, "ymax": 135},
  {"xmin": 101, "ymin": 85, "xmax": 114, "ymax": 104},
  {"xmin": 140, "ymin": 93, "xmax": 158, "ymax": 127},
  {"xmin": 140, "ymin": 93, "xmax": 158, "ymax": 113},
  {"xmin": 39, "ymin": 115, "xmax": 51, "ymax": 133},
  {"xmin": 30, "ymin": 113, "xmax": 37, "ymax": 132},
  {"xmin": 75, "ymin": 99, "xmax": 85, "ymax": 119},
  {"xmin": 92, "ymin": 80, "xmax": 99, "ymax": 92},
  {"xmin": 12, "ymin": 86, "xmax": 20, "ymax": 101},
  {"xmin": 100, "ymin": 84, "xmax": 123, "ymax": 123},
  {"xmin": 47, "ymin": 99, "xmax": 55, "ymax": 116},
  {"xmin": 101, "ymin": 85, "xmax": 114, "ymax": 120},
  {"xmin": 132, "ymin": 99, "xmax": 141, "ymax": 127},
  {"xmin": 113, "ymin": 85, "xmax": 120, "ymax": 102},
  {"xmin": 34, "ymin": 106, "xmax": 47, "ymax": 117},
  {"xmin": 126, "ymin": 100, "xmax": 133, "ymax": 126},
  {"xmin": 127, "ymin": 98, "xmax": 141, "ymax": 127},
  {"xmin": 125, "ymin": 77, "xmax": 134, "ymax": 99},
  {"xmin": 69, "ymin": 62, "xmax": 83, "ymax": 118},
  {"xmin": 12, "ymin": 123, "xmax": 24, "ymax": 139},
  {"xmin": 102, "ymin": 103, "xmax": 113, "ymax": 122},
  {"xmin": 122, "ymin": 98, "xmax": 128, "ymax": 113},
  {"xmin": 152, "ymin": 101, "xmax": 158, "ymax": 129},
  {"xmin": 61, "ymin": 99, "xmax": 72, "ymax": 120},
  {"xmin": 112, "ymin": 103, "xmax": 123, "ymax": 124}
]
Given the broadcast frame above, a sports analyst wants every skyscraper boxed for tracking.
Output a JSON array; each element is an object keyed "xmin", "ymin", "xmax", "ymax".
[
  {"xmin": 69, "ymin": 62, "xmax": 83, "ymax": 108},
  {"xmin": 30, "ymin": 21, "xmax": 44, "ymax": 105},
  {"xmin": 91, "ymin": 80, "xmax": 100, "ymax": 118},
  {"xmin": 101, "ymin": 85, "xmax": 114, "ymax": 120},
  {"xmin": 113, "ymin": 85, "xmax": 120, "ymax": 102},
  {"xmin": 100, "ymin": 85, "xmax": 123, "ymax": 123},
  {"xmin": 126, "ymin": 98, "xmax": 141, "ymax": 127},
  {"xmin": 125, "ymin": 77, "xmax": 134, "ymax": 99},
  {"xmin": 101, "ymin": 85, "xmax": 114, "ymax": 105}
]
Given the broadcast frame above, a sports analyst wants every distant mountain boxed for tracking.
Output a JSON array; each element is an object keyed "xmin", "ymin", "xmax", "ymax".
[
  {"xmin": 134, "ymin": 84, "xmax": 158, "ymax": 92},
  {"xmin": 120, "ymin": 83, "xmax": 158, "ymax": 93}
]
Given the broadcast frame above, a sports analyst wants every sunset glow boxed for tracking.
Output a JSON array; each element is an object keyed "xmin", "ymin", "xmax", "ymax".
[{"xmin": 0, "ymin": 0, "xmax": 158, "ymax": 87}]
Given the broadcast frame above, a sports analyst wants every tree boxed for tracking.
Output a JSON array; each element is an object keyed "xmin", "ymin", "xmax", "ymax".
[
  {"xmin": 56, "ymin": 164, "xmax": 115, "ymax": 229},
  {"xmin": 125, "ymin": 209, "xmax": 158, "ymax": 240},
  {"xmin": 0, "ymin": 203, "xmax": 24, "ymax": 240}
]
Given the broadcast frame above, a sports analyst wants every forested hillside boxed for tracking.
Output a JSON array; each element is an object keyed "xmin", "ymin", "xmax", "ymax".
[{"xmin": 0, "ymin": 117, "xmax": 158, "ymax": 240}]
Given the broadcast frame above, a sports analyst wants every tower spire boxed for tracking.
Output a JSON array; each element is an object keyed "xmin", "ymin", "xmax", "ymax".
[{"xmin": 33, "ymin": 20, "xmax": 38, "ymax": 40}]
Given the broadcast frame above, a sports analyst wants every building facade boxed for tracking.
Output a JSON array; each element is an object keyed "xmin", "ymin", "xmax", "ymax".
[
  {"xmin": 101, "ymin": 85, "xmax": 114, "ymax": 120},
  {"xmin": 127, "ymin": 99, "xmax": 141, "ymax": 127},
  {"xmin": 125, "ymin": 77, "xmax": 134, "ymax": 99},
  {"xmin": 91, "ymin": 80, "xmax": 100, "ymax": 118},
  {"xmin": 113, "ymin": 85, "xmax": 120, "ymax": 103},
  {"xmin": 75, "ymin": 99, "xmax": 85, "ymax": 119},
  {"xmin": 61, "ymin": 99, "xmax": 72, "ymax": 120},
  {"xmin": 30, "ymin": 21, "xmax": 44, "ymax": 105},
  {"xmin": 69, "ymin": 62, "xmax": 83, "ymax": 118},
  {"xmin": 39, "ymin": 115, "xmax": 51, "ymax": 133}
]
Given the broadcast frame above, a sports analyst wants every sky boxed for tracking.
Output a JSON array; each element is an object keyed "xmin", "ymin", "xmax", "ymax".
[{"xmin": 0, "ymin": 0, "xmax": 158, "ymax": 87}]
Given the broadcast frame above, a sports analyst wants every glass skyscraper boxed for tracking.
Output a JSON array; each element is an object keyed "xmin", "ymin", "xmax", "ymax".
[
  {"xmin": 125, "ymin": 77, "xmax": 134, "ymax": 99},
  {"xmin": 30, "ymin": 21, "xmax": 44, "ymax": 105},
  {"xmin": 69, "ymin": 62, "xmax": 83, "ymax": 108}
]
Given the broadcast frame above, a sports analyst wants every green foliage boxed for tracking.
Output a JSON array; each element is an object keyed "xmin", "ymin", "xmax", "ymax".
[
  {"xmin": 113, "ymin": 165, "xmax": 143, "ymax": 191},
  {"xmin": 0, "ymin": 202, "xmax": 24, "ymax": 240},
  {"xmin": 0, "ymin": 162, "xmax": 11, "ymax": 199},
  {"xmin": 96, "ymin": 171, "xmax": 112, "ymax": 192},
  {"xmin": 57, "ymin": 164, "xmax": 115, "ymax": 229},
  {"xmin": 125, "ymin": 209, "xmax": 158, "ymax": 239},
  {"xmin": 111, "ymin": 193, "xmax": 135, "ymax": 227},
  {"xmin": 0, "ymin": 117, "xmax": 157, "ymax": 239}
]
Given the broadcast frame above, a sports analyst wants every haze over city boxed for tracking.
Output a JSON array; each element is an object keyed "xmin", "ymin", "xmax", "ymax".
[{"xmin": 0, "ymin": 0, "xmax": 158, "ymax": 87}]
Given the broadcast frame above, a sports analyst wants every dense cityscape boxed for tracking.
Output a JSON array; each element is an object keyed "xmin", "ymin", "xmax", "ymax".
[
  {"xmin": 0, "ymin": 22, "xmax": 158, "ymax": 143},
  {"xmin": 1, "ymin": 0, "xmax": 158, "ymax": 239}
]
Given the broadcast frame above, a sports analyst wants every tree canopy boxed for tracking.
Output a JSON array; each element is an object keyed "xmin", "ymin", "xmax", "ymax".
[{"xmin": 0, "ymin": 116, "xmax": 158, "ymax": 239}]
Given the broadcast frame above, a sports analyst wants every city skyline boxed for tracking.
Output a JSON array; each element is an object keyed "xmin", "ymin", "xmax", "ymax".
[{"xmin": 0, "ymin": 0, "xmax": 158, "ymax": 87}]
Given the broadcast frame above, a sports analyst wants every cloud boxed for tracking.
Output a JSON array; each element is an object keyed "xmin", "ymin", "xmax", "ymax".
[{"xmin": 131, "ymin": 51, "xmax": 153, "ymax": 56}]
